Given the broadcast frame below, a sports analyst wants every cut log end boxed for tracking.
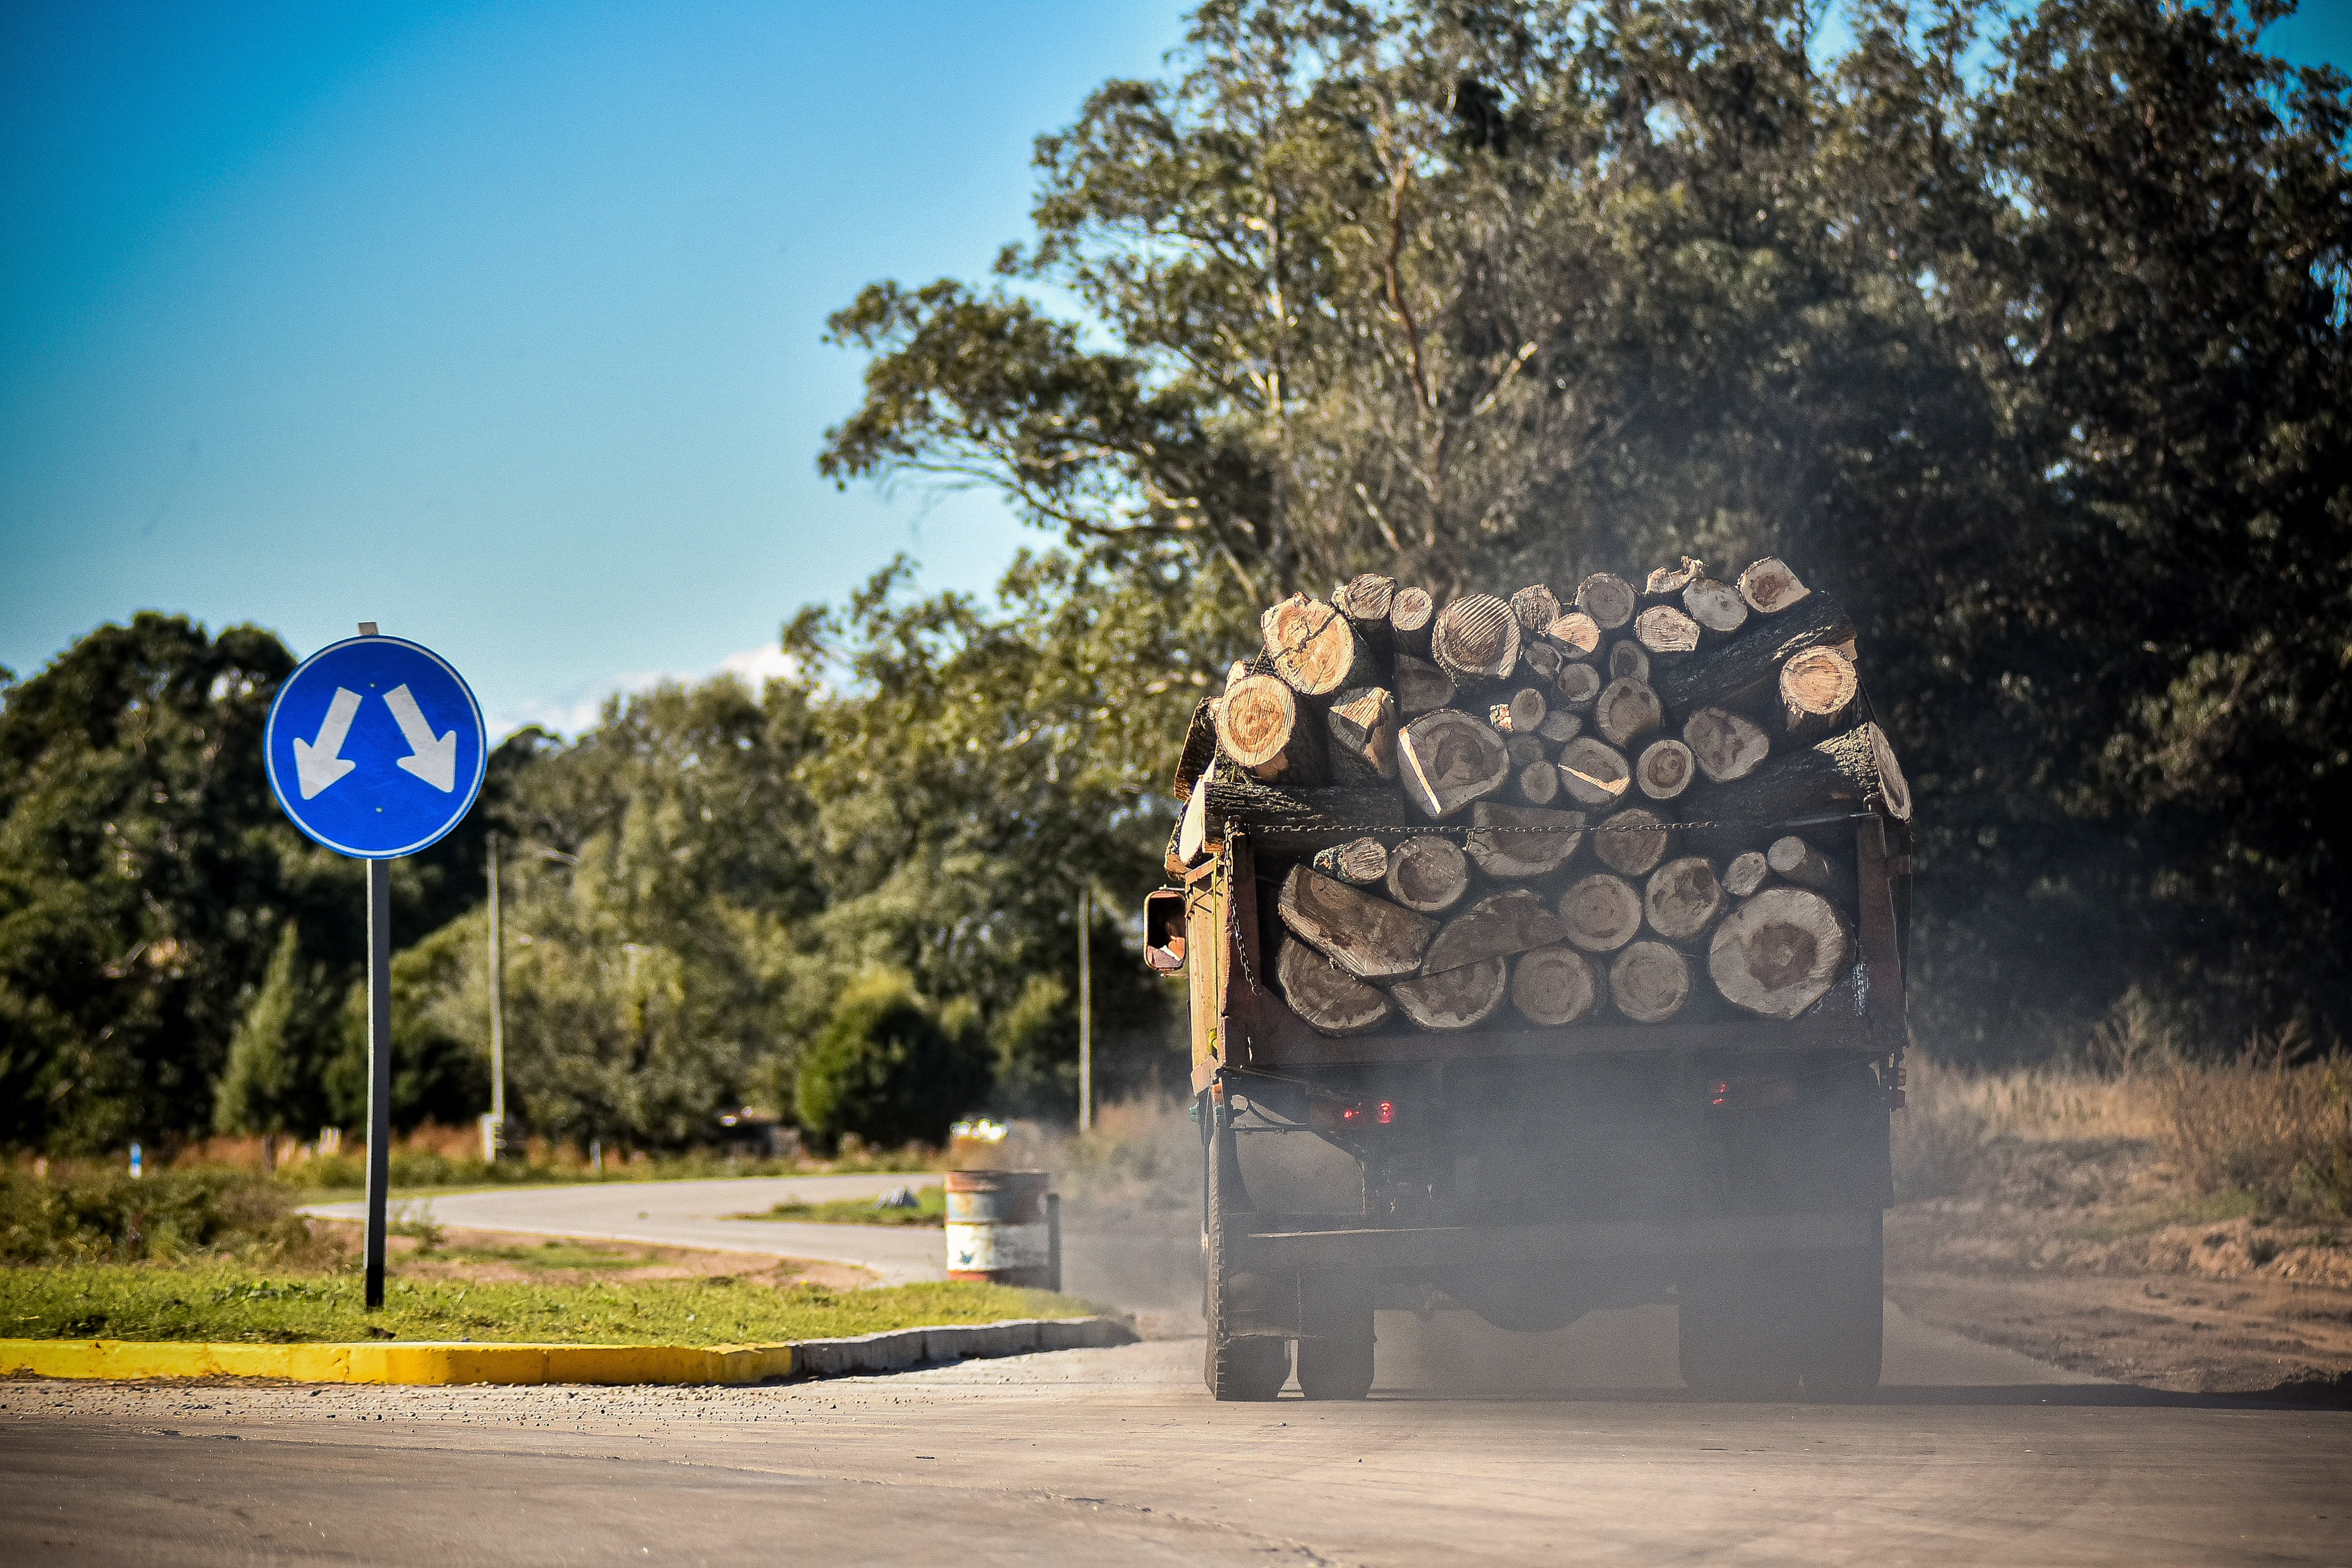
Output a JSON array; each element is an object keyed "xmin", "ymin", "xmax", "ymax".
[
  {"xmin": 1558, "ymin": 873, "xmax": 1644, "ymax": 954},
  {"xmin": 1555, "ymin": 736, "xmax": 1632, "ymax": 808},
  {"xmin": 1394, "ymin": 655, "xmax": 1456, "ymax": 718},
  {"xmin": 1276, "ymin": 937, "xmax": 1394, "ymax": 1035},
  {"xmin": 1313, "ymin": 836, "xmax": 1393, "ymax": 886},
  {"xmin": 1684, "ymin": 707, "xmax": 1772, "ymax": 784},
  {"xmin": 1643, "ymin": 557, "xmax": 1706, "ymax": 601},
  {"xmin": 1390, "ymin": 586, "xmax": 1436, "ymax": 655},
  {"xmin": 1575, "ymin": 573, "xmax": 1638, "ymax": 631},
  {"xmin": 1737, "ymin": 557, "xmax": 1812, "ymax": 616},
  {"xmin": 1721, "ymin": 850, "xmax": 1770, "ymax": 898},
  {"xmin": 1488, "ymin": 687, "xmax": 1549, "ymax": 735},
  {"xmin": 1780, "ymin": 647, "xmax": 1858, "ymax": 739},
  {"xmin": 1521, "ymin": 641, "xmax": 1564, "ymax": 682},
  {"xmin": 1593, "ymin": 807, "xmax": 1671, "ymax": 877},
  {"xmin": 1867, "ymin": 723, "xmax": 1913, "ymax": 821},
  {"xmin": 1709, "ymin": 887, "xmax": 1851, "ymax": 1019},
  {"xmin": 1536, "ymin": 708, "xmax": 1583, "ymax": 744},
  {"xmin": 1326, "ymin": 685, "xmax": 1400, "ymax": 781},
  {"xmin": 1606, "ymin": 640, "xmax": 1651, "ymax": 683},
  {"xmin": 1277, "ymin": 864, "xmax": 1436, "ymax": 980},
  {"xmin": 1391, "ymin": 957, "xmax": 1508, "ymax": 1031},
  {"xmin": 1511, "ymin": 946, "xmax": 1598, "ymax": 1026},
  {"xmin": 1431, "ymin": 594, "xmax": 1523, "ymax": 684},
  {"xmin": 1262, "ymin": 594, "xmax": 1371, "ymax": 698},
  {"xmin": 1423, "ymin": 889, "xmax": 1569, "ymax": 975},
  {"xmin": 1767, "ymin": 835, "xmax": 1839, "ymax": 891},
  {"xmin": 1644, "ymin": 856, "xmax": 1725, "ymax": 942},
  {"xmin": 1595, "ymin": 678, "xmax": 1665, "ymax": 748},
  {"xmin": 1337, "ymin": 573, "xmax": 1397, "ymax": 628},
  {"xmin": 1515, "ymin": 759, "xmax": 1561, "ymax": 805},
  {"xmin": 1215, "ymin": 674, "xmax": 1304, "ymax": 774},
  {"xmin": 1542, "ymin": 611, "xmax": 1604, "ymax": 661},
  {"xmin": 1682, "ymin": 578, "xmax": 1750, "ymax": 635},
  {"xmin": 1398, "ymin": 709, "xmax": 1513, "ymax": 820},
  {"xmin": 1633, "ymin": 604, "xmax": 1701, "ymax": 657},
  {"xmin": 1510, "ymin": 585, "xmax": 1563, "ymax": 635},
  {"xmin": 1465, "ymin": 801, "xmax": 1586, "ymax": 879},
  {"xmin": 1610, "ymin": 940, "xmax": 1692, "ymax": 1023},
  {"xmin": 1554, "ymin": 662, "xmax": 1602, "ymax": 711},
  {"xmin": 1635, "ymin": 738, "xmax": 1696, "ymax": 801},
  {"xmin": 1385, "ymin": 835, "xmax": 1471, "ymax": 913}
]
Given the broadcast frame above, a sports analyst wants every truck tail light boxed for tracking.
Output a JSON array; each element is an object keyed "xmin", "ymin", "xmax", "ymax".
[
  {"xmin": 1708, "ymin": 1076, "xmax": 1796, "ymax": 1110},
  {"xmin": 1311, "ymin": 1097, "xmax": 1398, "ymax": 1129}
]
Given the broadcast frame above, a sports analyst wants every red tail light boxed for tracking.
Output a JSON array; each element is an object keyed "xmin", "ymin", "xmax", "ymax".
[{"xmin": 1311, "ymin": 1096, "xmax": 1401, "ymax": 1130}]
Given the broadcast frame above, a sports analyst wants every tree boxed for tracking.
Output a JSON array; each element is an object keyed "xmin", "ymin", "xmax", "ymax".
[
  {"xmin": 213, "ymin": 924, "xmax": 313, "ymax": 1141},
  {"xmin": 794, "ymin": 971, "xmax": 991, "ymax": 1151}
]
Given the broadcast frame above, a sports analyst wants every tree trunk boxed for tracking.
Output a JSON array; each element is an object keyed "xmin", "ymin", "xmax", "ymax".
[
  {"xmin": 1216, "ymin": 673, "xmax": 1327, "ymax": 783},
  {"xmin": 1635, "ymin": 739, "xmax": 1696, "ymax": 801},
  {"xmin": 1313, "ymin": 836, "xmax": 1392, "ymax": 885},
  {"xmin": 1634, "ymin": 605, "xmax": 1702, "ymax": 656},
  {"xmin": 1736, "ymin": 557, "xmax": 1812, "ymax": 616},
  {"xmin": 1607, "ymin": 640, "xmax": 1650, "ymax": 683},
  {"xmin": 1393, "ymin": 654, "xmax": 1456, "ymax": 718},
  {"xmin": 1422, "ymin": 890, "xmax": 1568, "ymax": 974},
  {"xmin": 1721, "ymin": 850, "xmax": 1770, "ymax": 898},
  {"xmin": 1552, "ymin": 661, "xmax": 1602, "ymax": 711},
  {"xmin": 1515, "ymin": 759, "xmax": 1561, "ymax": 805},
  {"xmin": 1558, "ymin": 873, "xmax": 1643, "ymax": 952},
  {"xmin": 1262, "ymin": 594, "xmax": 1375, "ymax": 698},
  {"xmin": 1556, "ymin": 736, "xmax": 1632, "ymax": 809},
  {"xmin": 1682, "ymin": 578, "xmax": 1750, "ymax": 635},
  {"xmin": 1682, "ymin": 706, "xmax": 1772, "ymax": 784},
  {"xmin": 1610, "ymin": 940, "xmax": 1692, "ymax": 1022},
  {"xmin": 1397, "ymin": 709, "xmax": 1512, "ymax": 820},
  {"xmin": 1684, "ymin": 722, "xmax": 1911, "ymax": 825},
  {"xmin": 1643, "ymin": 557, "xmax": 1705, "ymax": 601},
  {"xmin": 1173, "ymin": 695, "xmax": 1219, "ymax": 802},
  {"xmin": 1542, "ymin": 611, "xmax": 1603, "ymax": 661},
  {"xmin": 1277, "ymin": 864, "xmax": 1435, "ymax": 980},
  {"xmin": 1390, "ymin": 586, "xmax": 1435, "ymax": 658},
  {"xmin": 1391, "ymin": 957, "xmax": 1508, "ymax": 1030},
  {"xmin": 1652, "ymin": 591, "xmax": 1856, "ymax": 715},
  {"xmin": 1595, "ymin": 678, "xmax": 1665, "ymax": 748},
  {"xmin": 1275, "ymin": 933, "xmax": 1394, "ymax": 1035},
  {"xmin": 1487, "ymin": 686, "xmax": 1548, "ymax": 735},
  {"xmin": 1385, "ymin": 835, "xmax": 1471, "ymax": 913},
  {"xmin": 1575, "ymin": 572, "xmax": 1637, "ymax": 631},
  {"xmin": 1779, "ymin": 647, "xmax": 1858, "ymax": 741},
  {"xmin": 1510, "ymin": 946, "xmax": 1598, "ymax": 1026},
  {"xmin": 1431, "ymin": 594, "xmax": 1523, "ymax": 684},
  {"xmin": 1325, "ymin": 685, "xmax": 1400, "ymax": 782},
  {"xmin": 1464, "ymin": 801, "xmax": 1586, "ymax": 879},
  {"xmin": 1593, "ymin": 806, "xmax": 1672, "ymax": 875},
  {"xmin": 1708, "ymin": 888, "xmax": 1852, "ymax": 1019},
  {"xmin": 1644, "ymin": 856, "xmax": 1726, "ymax": 942},
  {"xmin": 1205, "ymin": 776, "xmax": 1407, "ymax": 852},
  {"xmin": 1766, "ymin": 834, "xmax": 1841, "ymax": 891}
]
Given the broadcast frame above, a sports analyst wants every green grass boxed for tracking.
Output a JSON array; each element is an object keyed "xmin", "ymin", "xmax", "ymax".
[
  {"xmin": 0, "ymin": 1262, "xmax": 1096, "ymax": 1347},
  {"xmin": 2070, "ymin": 1188, "xmax": 2262, "ymax": 1243},
  {"xmin": 729, "ymin": 1187, "xmax": 946, "ymax": 1228},
  {"xmin": 413, "ymin": 1238, "xmax": 655, "ymax": 1273}
]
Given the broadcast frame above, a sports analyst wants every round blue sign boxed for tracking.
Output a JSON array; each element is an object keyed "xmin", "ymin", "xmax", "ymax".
[{"xmin": 264, "ymin": 634, "xmax": 488, "ymax": 859}]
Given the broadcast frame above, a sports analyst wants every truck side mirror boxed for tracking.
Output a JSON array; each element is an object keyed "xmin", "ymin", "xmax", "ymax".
[{"xmin": 1143, "ymin": 888, "xmax": 1187, "ymax": 973}]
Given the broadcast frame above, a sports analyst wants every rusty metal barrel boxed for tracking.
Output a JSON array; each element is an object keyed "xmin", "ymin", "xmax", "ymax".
[{"xmin": 944, "ymin": 1169, "xmax": 1059, "ymax": 1289}]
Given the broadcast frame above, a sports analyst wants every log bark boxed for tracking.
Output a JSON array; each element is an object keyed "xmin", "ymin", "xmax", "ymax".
[
  {"xmin": 1737, "ymin": 557, "xmax": 1812, "ymax": 616},
  {"xmin": 1684, "ymin": 721, "xmax": 1911, "ymax": 825},
  {"xmin": 1536, "ymin": 709, "xmax": 1583, "ymax": 744},
  {"xmin": 1593, "ymin": 806, "xmax": 1671, "ymax": 876},
  {"xmin": 1515, "ymin": 759, "xmax": 1561, "ymax": 806},
  {"xmin": 1262, "ymin": 594, "xmax": 1374, "ymax": 697},
  {"xmin": 1391, "ymin": 957, "xmax": 1508, "ymax": 1030},
  {"xmin": 1385, "ymin": 835, "xmax": 1471, "ymax": 913},
  {"xmin": 1205, "ymin": 777, "xmax": 1408, "ymax": 852},
  {"xmin": 1542, "ymin": 612, "xmax": 1603, "ymax": 661},
  {"xmin": 1510, "ymin": 585, "xmax": 1564, "ymax": 635},
  {"xmin": 1389, "ymin": 586, "xmax": 1436, "ymax": 657},
  {"xmin": 1610, "ymin": 940, "xmax": 1692, "ymax": 1023},
  {"xmin": 1682, "ymin": 578, "xmax": 1750, "ymax": 635},
  {"xmin": 1313, "ymin": 836, "xmax": 1392, "ymax": 886},
  {"xmin": 1607, "ymin": 640, "xmax": 1651, "ymax": 683},
  {"xmin": 1779, "ymin": 646, "xmax": 1858, "ymax": 741},
  {"xmin": 1487, "ymin": 687, "xmax": 1549, "ymax": 735},
  {"xmin": 1643, "ymin": 557, "xmax": 1706, "ymax": 601},
  {"xmin": 1464, "ymin": 801, "xmax": 1586, "ymax": 879},
  {"xmin": 1325, "ymin": 685, "xmax": 1400, "ymax": 782},
  {"xmin": 1430, "ymin": 594, "xmax": 1523, "ymax": 684},
  {"xmin": 1275, "ymin": 933, "xmax": 1394, "ymax": 1035},
  {"xmin": 1633, "ymin": 604, "xmax": 1702, "ymax": 656},
  {"xmin": 1644, "ymin": 857, "xmax": 1725, "ymax": 942},
  {"xmin": 1558, "ymin": 873, "xmax": 1644, "ymax": 953},
  {"xmin": 1766, "ymin": 834, "xmax": 1840, "ymax": 891},
  {"xmin": 1216, "ymin": 673, "xmax": 1327, "ymax": 783},
  {"xmin": 1423, "ymin": 889, "xmax": 1569, "ymax": 974},
  {"xmin": 1708, "ymin": 887, "xmax": 1851, "ymax": 1019},
  {"xmin": 1652, "ymin": 590, "xmax": 1856, "ymax": 715},
  {"xmin": 1394, "ymin": 655, "xmax": 1456, "ymax": 718},
  {"xmin": 1635, "ymin": 739, "xmax": 1696, "ymax": 802},
  {"xmin": 1682, "ymin": 707, "xmax": 1772, "ymax": 784},
  {"xmin": 1595, "ymin": 678, "xmax": 1665, "ymax": 748},
  {"xmin": 1277, "ymin": 864, "xmax": 1436, "ymax": 980},
  {"xmin": 1721, "ymin": 850, "xmax": 1770, "ymax": 898},
  {"xmin": 1575, "ymin": 573, "xmax": 1638, "ymax": 631},
  {"xmin": 1511, "ymin": 946, "xmax": 1598, "ymax": 1026},
  {"xmin": 1555, "ymin": 736, "xmax": 1632, "ymax": 808},
  {"xmin": 1172, "ymin": 695, "xmax": 1219, "ymax": 802},
  {"xmin": 1397, "ymin": 710, "xmax": 1512, "ymax": 820},
  {"xmin": 1552, "ymin": 662, "xmax": 1602, "ymax": 711}
]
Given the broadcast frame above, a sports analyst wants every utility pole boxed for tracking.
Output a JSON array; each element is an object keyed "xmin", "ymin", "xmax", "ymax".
[
  {"xmin": 1077, "ymin": 886, "xmax": 1092, "ymax": 1134},
  {"xmin": 482, "ymin": 831, "xmax": 505, "ymax": 1162}
]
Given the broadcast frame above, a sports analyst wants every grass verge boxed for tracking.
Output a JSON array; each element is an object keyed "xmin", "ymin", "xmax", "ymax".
[{"xmin": 731, "ymin": 1188, "xmax": 945, "ymax": 1227}]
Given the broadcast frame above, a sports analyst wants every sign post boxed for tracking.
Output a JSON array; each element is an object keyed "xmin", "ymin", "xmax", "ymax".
[{"xmin": 264, "ymin": 625, "xmax": 486, "ymax": 1310}]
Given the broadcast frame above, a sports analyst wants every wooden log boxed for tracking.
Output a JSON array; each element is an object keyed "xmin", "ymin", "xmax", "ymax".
[
  {"xmin": 1779, "ymin": 646, "xmax": 1858, "ymax": 741},
  {"xmin": 1336, "ymin": 574, "xmax": 1397, "ymax": 639},
  {"xmin": 1595, "ymin": 678, "xmax": 1665, "ymax": 748},
  {"xmin": 1652, "ymin": 590, "xmax": 1856, "ymax": 716},
  {"xmin": 1225, "ymin": 659, "xmax": 1251, "ymax": 691},
  {"xmin": 1721, "ymin": 850, "xmax": 1770, "ymax": 898},
  {"xmin": 1634, "ymin": 739, "xmax": 1696, "ymax": 802},
  {"xmin": 1682, "ymin": 578, "xmax": 1749, "ymax": 635},
  {"xmin": 1644, "ymin": 856, "xmax": 1726, "ymax": 942},
  {"xmin": 1313, "ymin": 836, "xmax": 1392, "ymax": 886},
  {"xmin": 1216, "ymin": 673, "xmax": 1326, "ymax": 783},
  {"xmin": 1423, "ymin": 889, "xmax": 1569, "ymax": 974},
  {"xmin": 1593, "ymin": 806, "xmax": 1671, "ymax": 876},
  {"xmin": 1521, "ymin": 640, "xmax": 1564, "ymax": 682},
  {"xmin": 1558, "ymin": 873, "xmax": 1643, "ymax": 953},
  {"xmin": 1204, "ymin": 776, "xmax": 1407, "ymax": 852},
  {"xmin": 1737, "ymin": 557, "xmax": 1811, "ymax": 616},
  {"xmin": 1510, "ymin": 946, "xmax": 1599, "ymax": 1026},
  {"xmin": 1275, "ymin": 932, "xmax": 1394, "ymax": 1035},
  {"xmin": 1391, "ymin": 957, "xmax": 1508, "ymax": 1030},
  {"xmin": 1504, "ymin": 733, "xmax": 1546, "ymax": 768},
  {"xmin": 1172, "ymin": 695, "xmax": 1219, "ymax": 802},
  {"xmin": 1386, "ymin": 835, "xmax": 1471, "ymax": 913},
  {"xmin": 1390, "ymin": 586, "xmax": 1436, "ymax": 657},
  {"xmin": 1633, "ymin": 605, "xmax": 1702, "ymax": 657},
  {"xmin": 1683, "ymin": 707, "xmax": 1772, "ymax": 785},
  {"xmin": 1515, "ymin": 759, "xmax": 1561, "ymax": 806},
  {"xmin": 1431, "ymin": 594, "xmax": 1523, "ymax": 685},
  {"xmin": 1708, "ymin": 887, "xmax": 1852, "ymax": 1018},
  {"xmin": 1610, "ymin": 940, "xmax": 1692, "ymax": 1023},
  {"xmin": 1178, "ymin": 758, "xmax": 1217, "ymax": 865},
  {"xmin": 1542, "ymin": 612, "xmax": 1603, "ymax": 662},
  {"xmin": 1325, "ymin": 685, "xmax": 1400, "ymax": 782},
  {"xmin": 1684, "ymin": 721, "xmax": 1911, "ymax": 825},
  {"xmin": 1262, "ymin": 594, "xmax": 1374, "ymax": 697},
  {"xmin": 1555, "ymin": 736, "xmax": 1632, "ymax": 808},
  {"xmin": 1607, "ymin": 640, "xmax": 1650, "ymax": 683},
  {"xmin": 1642, "ymin": 557, "xmax": 1706, "ymax": 601},
  {"xmin": 1552, "ymin": 662, "xmax": 1602, "ymax": 712},
  {"xmin": 1464, "ymin": 801, "xmax": 1586, "ymax": 880},
  {"xmin": 1394, "ymin": 655, "xmax": 1457, "ymax": 718},
  {"xmin": 1277, "ymin": 864, "xmax": 1436, "ymax": 980},
  {"xmin": 1766, "ymin": 834, "xmax": 1840, "ymax": 891},
  {"xmin": 1575, "ymin": 572, "xmax": 1637, "ymax": 631},
  {"xmin": 1510, "ymin": 585, "xmax": 1563, "ymax": 636},
  {"xmin": 1536, "ymin": 709, "xmax": 1583, "ymax": 744},
  {"xmin": 1487, "ymin": 686, "xmax": 1549, "ymax": 735},
  {"xmin": 1397, "ymin": 709, "xmax": 1512, "ymax": 820}
]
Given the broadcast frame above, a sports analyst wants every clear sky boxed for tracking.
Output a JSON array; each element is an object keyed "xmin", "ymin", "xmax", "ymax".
[{"xmin": 3, "ymin": 1, "xmax": 2345, "ymax": 737}]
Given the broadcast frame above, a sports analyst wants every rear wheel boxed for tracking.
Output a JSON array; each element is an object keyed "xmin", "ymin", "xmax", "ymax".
[
  {"xmin": 1679, "ymin": 1220, "xmax": 1883, "ymax": 1403},
  {"xmin": 1203, "ymin": 1106, "xmax": 1290, "ymax": 1401},
  {"xmin": 1295, "ymin": 1275, "xmax": 1375, "ymax": 1401}
]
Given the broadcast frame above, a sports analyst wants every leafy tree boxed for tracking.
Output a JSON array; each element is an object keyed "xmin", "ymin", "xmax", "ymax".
[
  {"xmin": 213, "ymin": 924, "xmax": 316, "ymax": 1138},
  {"xmin": 794, "ymin": 971, "xmax": 991, "ymax": 1151}
]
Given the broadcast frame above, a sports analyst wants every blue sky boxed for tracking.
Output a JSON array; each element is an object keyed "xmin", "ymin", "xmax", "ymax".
[{"xmin": 3, "ymin": 1, "xmax": 2346, "ymax": 737}]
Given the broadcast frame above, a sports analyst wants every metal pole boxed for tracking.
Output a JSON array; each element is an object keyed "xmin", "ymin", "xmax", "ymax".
[
  {"xmin": 1077, "ymin": 886, "xmax": 1092, "ymax": 1134},
  {"xmin": 487, "ymin": 831, "xmax": 504, "ymax": 1141},
  {"xmin": 365, "ymin": 857, "xmax": 393, "ymax": 1311}
]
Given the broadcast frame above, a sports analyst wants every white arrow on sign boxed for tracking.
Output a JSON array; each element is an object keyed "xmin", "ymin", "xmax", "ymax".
[
  {"xmin": 293, "ymin": 687, "xmax": 362, "ymax": 799},
  {"xmin": 383, "ymin": 684, "xmax": 458, "ymax": 792}
]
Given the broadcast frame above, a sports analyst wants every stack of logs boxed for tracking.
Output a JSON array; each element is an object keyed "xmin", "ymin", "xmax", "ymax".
[{"xmin": 1168, "ymin": 557, "xmax": 1911, "ymax": 1034}]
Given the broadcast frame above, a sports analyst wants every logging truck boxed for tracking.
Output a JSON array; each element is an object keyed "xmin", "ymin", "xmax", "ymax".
[{"xmin": 1142, "ymin": 561, "xmax": 1913, "ymax": 1402}]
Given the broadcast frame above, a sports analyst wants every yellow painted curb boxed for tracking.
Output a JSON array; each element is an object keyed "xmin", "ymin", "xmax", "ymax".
[{"xmin": 0, "ymin": 1338, "xmax": 794, "ymax": 1387}]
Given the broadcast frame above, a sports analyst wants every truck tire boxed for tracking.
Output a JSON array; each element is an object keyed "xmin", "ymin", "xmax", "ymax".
[
  {"xmin": 1295, "ymin": 1276, "xmax": 1375, "ymax": 1401},
  {"xmin": 1677, "ymin": 1276, "xmax": 1801, "ymax": 1401},
  {"xmin": 1793, "ymin": 1221, "xmax": 1884, "ymax": 1403},
  {"xmin": 1204, "ymin": 1109, "xmax": 1290, "ymax": 1401},
  {"xmin": 1679, "ymin": 1221, "xmax": 1884, "ymax": 1403}
]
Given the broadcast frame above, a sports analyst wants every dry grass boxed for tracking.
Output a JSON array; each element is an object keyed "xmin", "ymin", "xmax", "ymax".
[{"xmin": 2162, "ymin": 1052, "xmax": 2352, "ymax": 1215}]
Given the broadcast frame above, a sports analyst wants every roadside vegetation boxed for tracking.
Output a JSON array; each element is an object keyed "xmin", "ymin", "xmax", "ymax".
[{"xmin": 735, "ymin": 1187, "xmax": 946, "ymax": 1227}]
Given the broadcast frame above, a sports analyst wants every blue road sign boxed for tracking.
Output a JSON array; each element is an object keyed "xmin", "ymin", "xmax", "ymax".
[{"xmin": 264, "ymin": 634, "xmax": 487, "ymax": 859}]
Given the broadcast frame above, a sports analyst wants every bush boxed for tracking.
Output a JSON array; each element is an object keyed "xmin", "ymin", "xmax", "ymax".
[
  {"xmin": 0, "ymin": 1166, "xmax": 320, "ymax": 1264},
  {"xmin": 2162, "ymin": 1045, "xmax": 2352, "ymax": 1216},
  {"xmin": 795, "ymin": 973, "xmax": 989, "ymax": 1154}
]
